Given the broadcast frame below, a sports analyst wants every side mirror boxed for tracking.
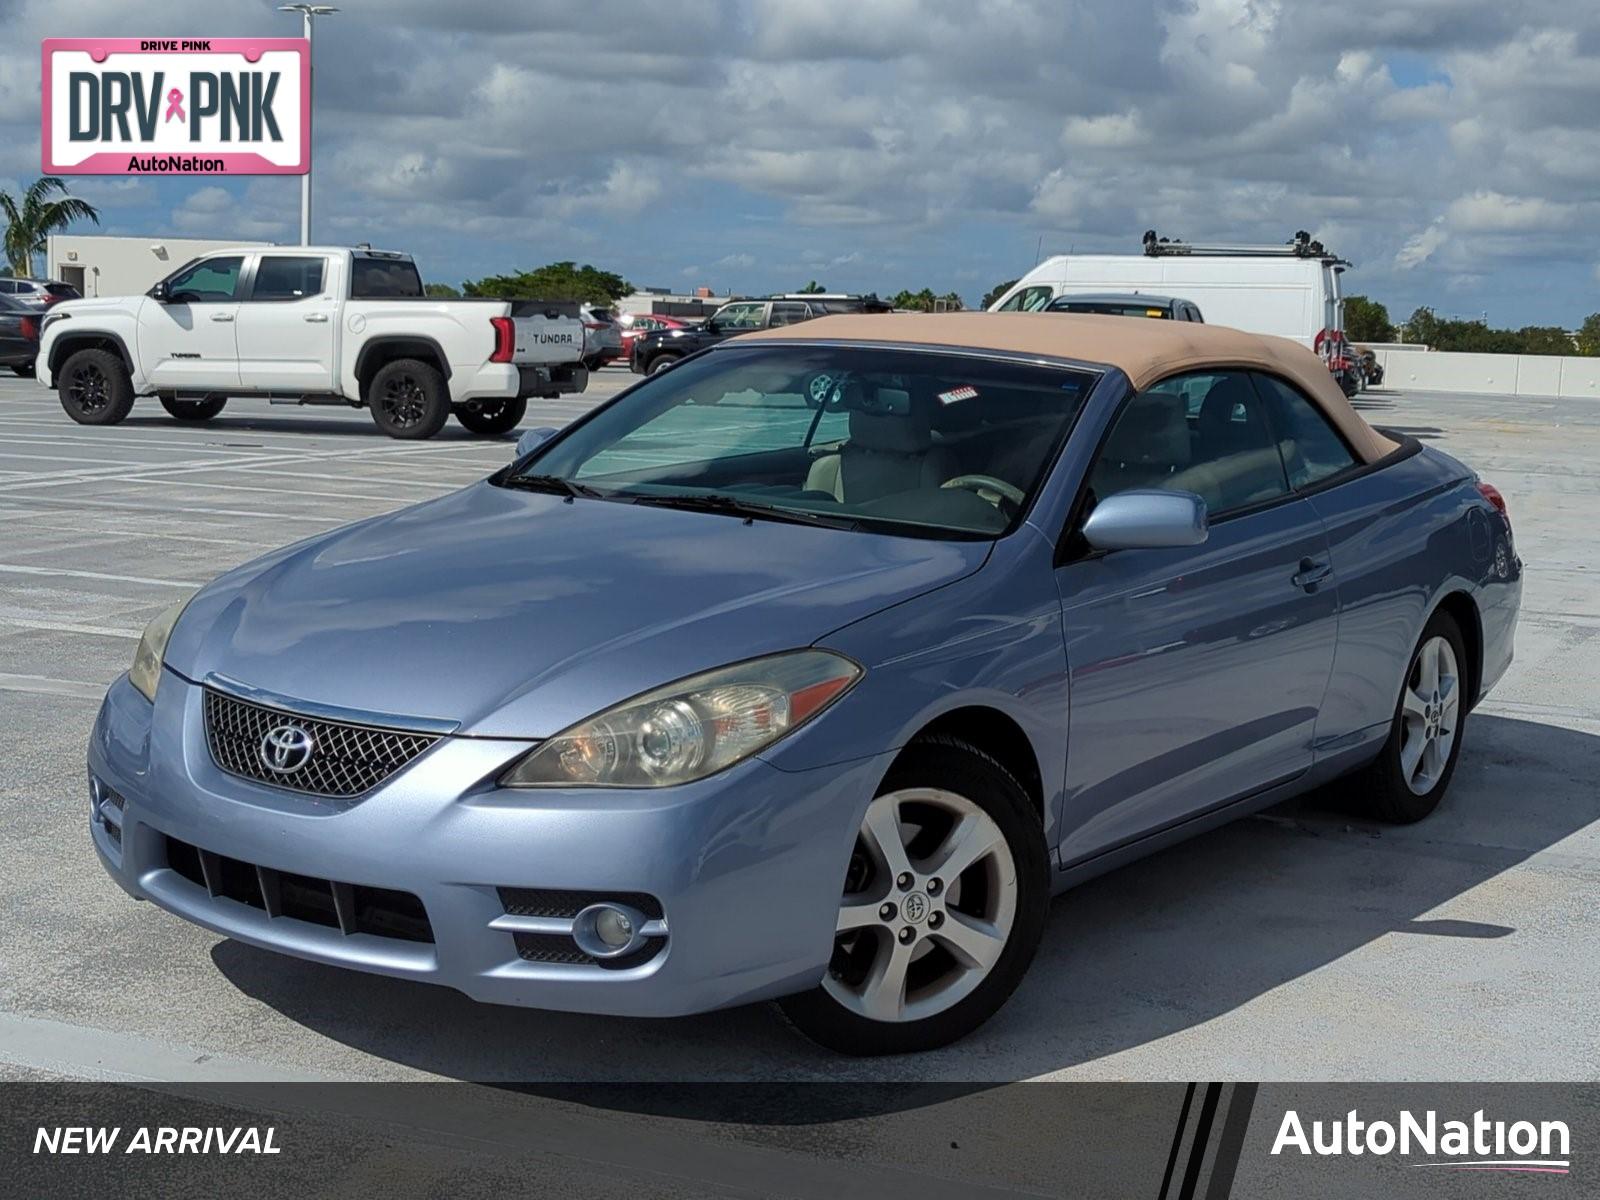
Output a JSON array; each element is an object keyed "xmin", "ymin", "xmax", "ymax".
[
  {"xmin": 514, "ymin": 426, "xmax": 558, "ymax": 458},
  {"xmin": 148, "ymin": 282, "xmax": 169, "ymax": 302},
  {"xmin": 1081, "ymin": 489, "xmax": 1208, "ymax": 552}
]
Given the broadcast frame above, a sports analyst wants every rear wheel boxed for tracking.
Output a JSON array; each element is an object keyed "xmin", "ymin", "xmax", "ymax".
[
  {"xmin": 160, "ymin": 396, "xmax": 227, "ymax": 422},
  {"xmin": 778, "ymin": 737, "xmax": 1049, "ymax": 1055},
  {"xmin": 646, "ymin": 353, "xmax": 681, "ymax": 376},
  {"xmin": 57, "ymin": 348, "xmax": 134, "ymax": 425},
  {"xmin": 1350, "ymin": 611, "xmax": 1468, "ymax": 823},
  {"xmin": 453, "ymin": 397, "xmax": 527, "ymax": 436},
  {"xmin": 368, "ymin": 358, "xmax": 449, "ymax": 439}
]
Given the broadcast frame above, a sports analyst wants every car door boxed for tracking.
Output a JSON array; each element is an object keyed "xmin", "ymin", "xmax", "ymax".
[
  {"xmin": 707, "ymin": 302, "xmax": 767, "ymax": 340},
  {"xmin": 1052, "ymin": 370, "xmax": 1339, "ymax": 865},
  {"xmin": 136, "ymin": 255, "xmax": 245, "ymax": 390},
  {"xmin": 233, "ymin": 253, "xmax": 336, "ymax": 392}
]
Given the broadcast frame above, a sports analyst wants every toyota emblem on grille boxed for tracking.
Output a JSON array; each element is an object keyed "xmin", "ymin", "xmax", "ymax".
[{"xmin": 259, "ymin": 724, "xmax": 316, "ymax": 774}]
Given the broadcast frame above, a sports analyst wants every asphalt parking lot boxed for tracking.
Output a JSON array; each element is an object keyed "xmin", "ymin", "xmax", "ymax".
[{"xmin": 2, "ymin": 371, "xmax": 1597, "ymax": 1084}]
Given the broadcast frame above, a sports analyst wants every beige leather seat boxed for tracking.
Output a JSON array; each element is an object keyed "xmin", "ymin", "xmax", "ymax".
[
  {"xmin": 1087, "ymin": 389, "xmax": 1191, "ymax": 498},
  {"xmin": 1169, "ymin": 376, "xmax": 1292, "ymax": 511},
  {"xmin": 805, "ymin": 385, "xmax": 958, "ymax": 503}
]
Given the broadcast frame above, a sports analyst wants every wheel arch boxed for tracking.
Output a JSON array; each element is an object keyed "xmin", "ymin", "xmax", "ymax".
[
  {"xmin": 49, "ymin": 330, "xmax": 134, "ymax": 378},
  {"xmin": 1431, "ymin": 589, "xmax": 1484, "ymax": 709},
  {"xmin": 354, "ymin": 335, "xmax": 452, "ymax": 399},
  {"xmin": 897, "ymin": 705, "xmax": 1045, "ymax": 823}
]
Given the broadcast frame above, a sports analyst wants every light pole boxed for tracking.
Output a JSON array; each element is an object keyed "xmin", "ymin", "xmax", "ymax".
[{"xmin": 278, "ymin": 4, "xmax": 338, "ymax": 245}]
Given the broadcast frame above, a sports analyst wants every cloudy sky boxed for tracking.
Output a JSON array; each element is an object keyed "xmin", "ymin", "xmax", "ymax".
[{"xmin": 3, "ymin": 0, "xmax": 1598, "ymax": 324}]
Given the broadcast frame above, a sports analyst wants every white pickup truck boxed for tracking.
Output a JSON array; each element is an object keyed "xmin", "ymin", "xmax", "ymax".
[{"xmin": 36, "ymin": 246, "xmax": 588, "ymax": 439}]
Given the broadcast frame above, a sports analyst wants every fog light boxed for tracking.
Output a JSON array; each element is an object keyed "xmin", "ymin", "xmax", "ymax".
[
  {"xmin": 595, "ymin": 908, "xmax": 633, "ymax": 948},
  {"xmin": 572, "ymin": 902, "xmax": 651, "ymax": 960}
]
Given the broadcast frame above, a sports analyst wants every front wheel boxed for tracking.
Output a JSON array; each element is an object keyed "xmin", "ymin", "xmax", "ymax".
[
  {"xmin": 453, "ymin": 397, "xmax": 527, "ymax": 436},
  {"xmin": 160, "ymin": 396, "xmax": 227, "ymax": 422},
  {"xmin": 1349, "ymin": 611, "xmax": 1468, "ymax": 823},
  {"xmin": 778, "ymin": 737, "xmax": 1049, "ymax": 1055},
  {"xmin": 57, "ymin": 348, "xmax": 134, "ymax": 425},
  {"xmin": 646, "ymin": 353, "xmax": 681, "ymax": 376},
  {"xmin": 367, "ymin": 358, "xmax": 449, "ymax": 439}
]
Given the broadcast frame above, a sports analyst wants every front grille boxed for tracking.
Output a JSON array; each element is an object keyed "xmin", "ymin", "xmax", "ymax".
[
  {"xmin": 165, "ymin": 835, "xmax": 434, "ymax": 943},
  {"xmin": 203, "ymin": 688, "xmax": 439, "ymax": 798},
  {"xmin": 498, "ymin": 887, "xmax": 664, "ymax": 921}
]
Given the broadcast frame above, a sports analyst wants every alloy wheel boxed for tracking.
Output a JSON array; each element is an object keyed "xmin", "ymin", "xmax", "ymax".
[
  {"xmin": 380, "ymin": 374, "xmax": 428, "ymax": 427},
  {"xmin": 1399, "ymin": 634, "xmax": 1460, "ymax": 795},
  {"xmin": 824, "ymin": 788, "xmax": 1017, "ymax": 1023},
  {"xmin": 68, "ymin": 363, "xmax": 109, "ymax": 413}
]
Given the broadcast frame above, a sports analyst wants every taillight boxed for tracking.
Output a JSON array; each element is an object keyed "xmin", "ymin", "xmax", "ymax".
[
  {"xmin": 1477, "ymin": 481, "xmax": 1509, "ymax": 527},
  {"xmin": 489, "ymin": 316, "xmax": 515, "ymax": 363},
  {"xmin": 19, "ymin": 317, "xmax": 37, "ymax": 340},
  {"xmin": 583, "ymin": 321, "xmax": 605, "ymax": 331}
]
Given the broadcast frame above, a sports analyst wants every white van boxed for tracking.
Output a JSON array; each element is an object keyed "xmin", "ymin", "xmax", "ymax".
[{"xmin": 990, "ymin": 231, "xmax": 1349, "ymax": 351}]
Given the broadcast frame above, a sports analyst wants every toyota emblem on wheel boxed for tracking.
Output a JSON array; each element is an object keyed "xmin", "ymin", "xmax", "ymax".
[{"xmin": 259, "ymin": 724, "xmax": 316, "ymax": 774}]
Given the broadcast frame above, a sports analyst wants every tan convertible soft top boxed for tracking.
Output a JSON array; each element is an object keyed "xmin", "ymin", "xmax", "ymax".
[{"xmin": 737, "ymin": 311, "xmax": 1398, "ymax": 463}]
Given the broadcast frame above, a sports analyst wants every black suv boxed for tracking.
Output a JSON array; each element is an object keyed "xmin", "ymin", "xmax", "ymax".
[{"xmin": 630, "ymin": 294, "xmax": 889, "ymax": 375}]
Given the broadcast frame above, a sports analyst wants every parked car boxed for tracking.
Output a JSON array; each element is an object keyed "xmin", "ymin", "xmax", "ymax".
[
  {"xmin": 1045, "ymin": 292, "xmax": 1204, "ymax": 321},
  {"xmin": 630, "ymin": 294, "xmax": 890, "ymax": 375},
  {"xmin": 36, "ymin": 247, "xmax": 588, "ymax": 438},
  {"xmin": 0, "ymin": 294, "xmax": 41, "ymax": 376},
  {"xmin": 0, "ymin": 276, "xmax": 80, "ymax": 307},
  {"xmin": 619, "ymin": 313, "xmax": 690, "ymax": 360},
  {"xmin": 88, "ymin": 312, "xmax": 1519, "ymax": 1054},
  {"xmin": 580, "ymin": 304, "xmax": 625, "ymax": 370}
]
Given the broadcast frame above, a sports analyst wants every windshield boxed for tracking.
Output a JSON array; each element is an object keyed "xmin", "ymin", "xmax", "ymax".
[{"xmin": 501, "ymin": 345, "xmax": 1098, "ymax": 538}]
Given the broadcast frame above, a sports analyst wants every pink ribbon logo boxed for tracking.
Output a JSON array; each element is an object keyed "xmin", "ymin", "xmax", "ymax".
[{"xmin": 164, "ymin": 88, "xmax": 185, "ymax": 123}]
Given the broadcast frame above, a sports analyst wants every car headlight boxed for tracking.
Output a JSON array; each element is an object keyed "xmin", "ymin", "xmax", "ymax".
[
  {"xmin": 129, "ymin": 595, "xmax": 194, "ymax": 702},
  {"xmin": 502, "ymin": 650, "xmax": 862, "ymax": 788}
]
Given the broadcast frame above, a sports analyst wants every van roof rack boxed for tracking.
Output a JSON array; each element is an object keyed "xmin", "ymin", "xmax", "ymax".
[{"xmin": 1141, "ymin": 229, "xmax": 1348, "ymax": 264}]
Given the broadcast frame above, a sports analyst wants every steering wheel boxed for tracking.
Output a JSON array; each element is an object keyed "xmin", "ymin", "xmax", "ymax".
[{"xmin": 942, "ymin": 474, "xmax": 1026, "ymax": 512}]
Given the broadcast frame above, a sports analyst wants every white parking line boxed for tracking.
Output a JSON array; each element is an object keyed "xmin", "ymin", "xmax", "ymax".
[
  {"xmin": 0, "ymin": 672, "xmax": 107, "ymax": 700},
  {"xmin": 0, "ymin": 563, "xmax": 202, "ymax": 588},
  {"xmin": 0, "ymin": 616, "xmax": 140, "ymax": 638}
]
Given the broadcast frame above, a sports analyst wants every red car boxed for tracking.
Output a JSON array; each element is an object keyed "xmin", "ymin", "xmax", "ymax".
[{"xmin": 621, "ymin": 313, "xmax": 691, "ymax": 360}]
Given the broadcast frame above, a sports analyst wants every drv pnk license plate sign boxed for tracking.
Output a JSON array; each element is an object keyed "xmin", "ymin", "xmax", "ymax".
[{"xmin": 42, "ymin": 38, "xmax": 309, "ymax": 175}]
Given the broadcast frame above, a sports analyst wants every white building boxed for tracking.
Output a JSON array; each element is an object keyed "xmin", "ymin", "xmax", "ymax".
[
  {"xmin": 45, "ymin": 233, "xmax": 274, "ymax": 299},
  {"xmin": 618, "ymin": 286, "xmax": 732, "ymax": 321}
]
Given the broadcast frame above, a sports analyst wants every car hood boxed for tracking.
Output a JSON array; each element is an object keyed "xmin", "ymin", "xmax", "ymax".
[{"xmin": 165, "ymin": 482, "xmax": 989, "ymax": 737}]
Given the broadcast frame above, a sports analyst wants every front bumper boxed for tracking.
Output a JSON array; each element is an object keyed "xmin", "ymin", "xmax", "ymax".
[{"xmin": 89, "ymin": 671, "xmax": 884, "ymax": 1017}]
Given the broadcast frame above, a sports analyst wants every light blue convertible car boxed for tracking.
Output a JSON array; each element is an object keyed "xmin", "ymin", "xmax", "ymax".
[{"xmin": 88, "ymin": 313, "xmax": 1520, "ymax": 1054}]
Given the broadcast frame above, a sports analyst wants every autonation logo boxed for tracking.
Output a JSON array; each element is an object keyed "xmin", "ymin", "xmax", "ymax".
[{"xmin": 1273, "ymin": 1108, "xmax": 1571, "ymax": 1175}]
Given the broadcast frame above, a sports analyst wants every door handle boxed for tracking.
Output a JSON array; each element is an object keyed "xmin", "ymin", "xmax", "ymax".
[
  {"xmin": 1292, "ymin": 558, "xmax": 1333, "ymax": 590},
  {"xmin": 303, "ymin": 313, "xmax": 329, "ymax": 323},
  {"xmin": 210, "ymin": 312, "xmax": 234, "ymax": 322}
]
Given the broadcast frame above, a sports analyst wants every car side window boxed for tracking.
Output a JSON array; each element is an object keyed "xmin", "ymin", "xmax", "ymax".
[
  {"xmin": 1251, "ymin": 373, "xmax": 1359, "ymax": 489},
  {"xmin": 769, "ymin": 302, "xmax": 811, "ymax": 328},
  {"xmin": 714, "ymin": 303, "xmax": 765, "ymax": 330},
  {"xmin": 1087, "ymin": 370, "xmax": 1291, "ymax": 519},
  {"xmin": 250, "ymin": 256, "xmax": 326, "ymax": 302},
  {"xmin": 997, "ymin": 285, "xmax": 1052, "ymax": 312},
  {"xmin": 167, "ymin": 256, "xmax": 243, "ymax": 303}
]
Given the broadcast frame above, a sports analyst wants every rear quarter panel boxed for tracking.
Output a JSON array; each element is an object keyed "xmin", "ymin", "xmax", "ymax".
[
  {"xmin": 338, "ymin": 300, "xmax": 506, "ymax": 400},
  {"xmin": 1305, "ymin": 443, "xmax": 1521, "ymax": 769}
]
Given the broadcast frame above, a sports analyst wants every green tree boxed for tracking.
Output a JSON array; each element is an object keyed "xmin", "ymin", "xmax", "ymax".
[
  {"xmin": 462, "ymin": 261, "xmax": 630, "ymax": 305},
  {"xmin": 1516, "ymin": 326, "xmax": 1576, "ymax": 356},
  {"xmin": 797, "ymin": 280, "xmax": 826, "ymax": 293},
  {"xmin": 0, "ymin": 176, "xmax": 99, "ymax": 276},
  {"xmin": 890, "ymin": 287, "xmax": 939, "ymax": 312},
  {"xmin": 1343, "ymin": 294, "xmax": 1393, "ymax": 343},
  {"xmin": 423, "ymin": 281, "xmax": 461, "ymax": 298},
  {"xmin": 937, "ymin": 291, "xmax": 965, "ymax": 311},
  {"xmin": 982, "ymin": 278, "xmax": 1018, "ymax": 309},
  {"xmin": 1576, "ymin": 313, "xmax": 1600, "ymax": 357}
]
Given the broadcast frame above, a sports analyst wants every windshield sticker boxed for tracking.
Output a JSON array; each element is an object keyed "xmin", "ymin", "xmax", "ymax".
[{"xmin": 938, "ymin": 385, "xmax": 979, "ymax": 405}]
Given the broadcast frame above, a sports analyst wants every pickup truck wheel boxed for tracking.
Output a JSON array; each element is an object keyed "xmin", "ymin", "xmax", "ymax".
[
  {"xmin": 160, "ymin": 397, "xmax": 227, "ymax": 422},
  {"xmin": 368, "ymin": 358, "xmax": 449, "ymax": 439},
  {"xmin": 58, "ymin": 348, "xmax": 134, "ymax": 425},
  {"xmin": 646, "ymin": 353, "xmax": 681, "ymax": 376},
  {"xmin": 453, "ymin": 397, "xmax": 526, "ymax": 436}
]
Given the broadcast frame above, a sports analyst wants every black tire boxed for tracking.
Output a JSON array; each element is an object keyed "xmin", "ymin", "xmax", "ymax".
[
  {"xmin": 367, "ymin": 358, "xmax": 449, "ymax": 440},
  {"xmin": 777, "ymin": 736, "xmax": 1049, "ymax": 1055},
  {"xmin": 646, "ymin": 353, "xmax": 681, "ymax": 376},
  {"xmin": 57, "ymin": 348, "xmax": 134, "ymax": 425},
  {"xmin": 1349, "ymin": 610, "xmax": 1469, "ymax": 824},
  {"xmin": 583, "ymin": 355, "xmax": 603, "ymax": 371},
  {"xmin": 12, "ymin": 362, "xmax": 35, "ymax": 378},
  {"xmin": 453, "ymin": 396, "xmax": 527, "ymax": 436},
  {"xmin": 160, "ymin": 396, "xmax": 227, "ymax": 422}
]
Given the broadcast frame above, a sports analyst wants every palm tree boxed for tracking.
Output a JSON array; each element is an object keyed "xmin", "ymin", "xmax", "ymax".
[{"xmin": 0, "ymin": 177, "xmax": 99, "ymax": 277}]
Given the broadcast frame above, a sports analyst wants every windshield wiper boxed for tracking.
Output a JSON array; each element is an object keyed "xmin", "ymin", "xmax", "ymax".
[
  {"xmin": 501, "ymin": 474, "xmax": 610, "ymax": 501},
  {"xmin": 627, "ymin": 492, "xmax": 859, "ymax": 530}
]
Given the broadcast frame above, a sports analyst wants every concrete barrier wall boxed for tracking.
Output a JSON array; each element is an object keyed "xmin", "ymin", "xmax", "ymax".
[{"xmin": 1373, "ymin": 349, "xmax": 1600, "ymax": 398}]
